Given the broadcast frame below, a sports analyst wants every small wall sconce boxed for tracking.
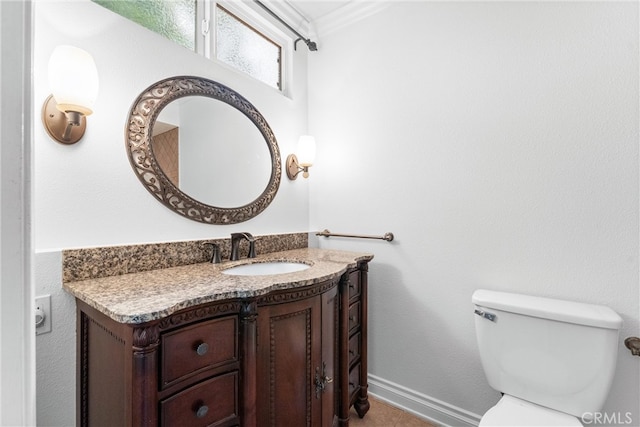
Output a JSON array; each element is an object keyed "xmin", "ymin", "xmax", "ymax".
[
  {"xmin": 286, "ymin": 135, "xmax": 316, "ymax": 180},
  {"xmin": 41, "ymin": 45, "xmax": 99, "ymax": 145}
]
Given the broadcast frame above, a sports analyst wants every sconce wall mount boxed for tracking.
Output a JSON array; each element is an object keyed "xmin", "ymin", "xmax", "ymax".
[
  {"xmin": 42, "ymin": 45, "xmax": 98, "ymax": 145},
  {"xmin": 286, "ymin": 135, "xmax": 316, "ymax": 180},
  {"xmin": 286, "ymin": 154, "xmax": 309, "ymax": 179},
  {"xmin": 42, "ymin": 95, "xmax": 87, "ymax": 145}
]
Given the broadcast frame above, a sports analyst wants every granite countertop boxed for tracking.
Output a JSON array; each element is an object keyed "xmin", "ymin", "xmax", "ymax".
[{"xmin": 63, "ymin": 248, "xmax": 373, "ymax": 324}]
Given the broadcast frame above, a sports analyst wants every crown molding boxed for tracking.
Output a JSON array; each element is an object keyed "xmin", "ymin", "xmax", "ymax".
[
  {"xmin": 245, "ymin": 1, "xmax": 389, "ymax": 48},
  {"xmin": 257, "ymin": 0, "xmax": 313, "ymax": 38},
  {"xmin": 313, "ymin": 1, "xmax": 389, "ymax": 40}
]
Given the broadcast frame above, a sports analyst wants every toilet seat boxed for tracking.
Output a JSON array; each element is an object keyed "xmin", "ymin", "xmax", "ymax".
[{"xmin": 479, "ymin": 395, "xmax": 583, "ymax": 427}]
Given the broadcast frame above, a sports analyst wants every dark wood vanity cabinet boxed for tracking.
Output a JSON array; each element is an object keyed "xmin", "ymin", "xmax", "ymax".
[{"xmin": 75, "ymin": 261, "xmax": 369, "ymax": 427}]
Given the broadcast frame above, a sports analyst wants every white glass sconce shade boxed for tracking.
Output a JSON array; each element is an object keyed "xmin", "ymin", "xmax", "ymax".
[
  {"xmin": 296, "ymin": 135, "xmax": 316, "ymax": 166},
  {"xmin": 286, "ymin": 135, "xmax": 316, "ymax": 180},
  {"xmin": 42, "ymin": 45, "xmax": 99, "ymax": 144},
  {"xmin": 48, "ymin": 45, "xmax": 99, "ymax": 115}
]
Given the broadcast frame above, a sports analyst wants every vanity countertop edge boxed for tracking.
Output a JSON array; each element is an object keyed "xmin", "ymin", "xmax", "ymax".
[{"xmin": 63, "ymin": 247, "xmax": 374, "ymax": 324}]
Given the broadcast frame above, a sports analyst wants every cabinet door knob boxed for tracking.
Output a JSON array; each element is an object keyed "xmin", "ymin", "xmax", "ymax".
[
  {"xmin": 315, "ymin": 362, "xmax": 333, "ymax": 398},
  {"xmin": 195, "ymin": 342, "xmax": 209, "ymax": 356},
  {"xmin": 195, "ymin": 404, "xmax": 209, "ymax": 418}
]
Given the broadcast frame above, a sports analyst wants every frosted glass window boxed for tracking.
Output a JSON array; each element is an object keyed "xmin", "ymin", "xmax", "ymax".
[
  {"xmin": 216, "ymin": 6, "xmax": 281, "ymax": 90},
  {"xmin": 92, "ymin": 1, "xmax": 285, "ymax": 91},
  {"xmin": 93, "ymin": 0, "xmax": 196, "ymax": 50}
]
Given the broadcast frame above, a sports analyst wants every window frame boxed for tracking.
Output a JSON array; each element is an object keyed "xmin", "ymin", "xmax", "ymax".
[
  {"xmin": 214, "ymin": 3, "xmax": 282, "ymax": 91},
  {"xmin": 201, "ymin": 0, "xmax": 291, "ymax": 94}
]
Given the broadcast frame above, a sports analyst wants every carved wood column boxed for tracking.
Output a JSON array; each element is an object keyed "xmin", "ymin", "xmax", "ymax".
[
  {"xmin": 338, "ymin": 272, "xmax": 351, "ymax": 427},
  {"xmin": 354, "ymin": 262, "xmax": 370, "ymax": 418},
  {"xmin": 131, "ymin": 324, "xmax": 160, "ymax": 427},
  {"xmin": 240, "ymin": 300, "xmax": 258, "ymax": 427},
  {"xmin": 77, "ymin": 309, "xmax": 90, "ymax": 427}
]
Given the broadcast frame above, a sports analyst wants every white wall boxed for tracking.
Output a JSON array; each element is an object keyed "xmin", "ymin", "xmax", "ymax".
[
  {"xmin": 309, "ymin": 2, "xmax": 639, "ymax": 425},
  {"xmin": 35, "ymin": 251, "xmax": 72, "ymax": 426},
  {"xmin": 34, "ymin": 2, "xmax": 310, "ymax": 426}
]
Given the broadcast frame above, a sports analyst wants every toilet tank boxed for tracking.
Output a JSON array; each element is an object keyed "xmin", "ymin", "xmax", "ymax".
[{"xmin": 472, "ymin": 289, "xmax": 623, "ymax": 418}]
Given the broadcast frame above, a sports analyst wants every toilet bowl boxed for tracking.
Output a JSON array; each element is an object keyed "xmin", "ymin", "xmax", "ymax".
[{"xmin": 473, "ymin": 289, "xmax": 623, "ymax": 427}]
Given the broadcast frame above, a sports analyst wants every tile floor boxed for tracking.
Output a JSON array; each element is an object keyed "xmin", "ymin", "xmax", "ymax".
[{"xmin": 348, "ymin": 397, "xmax": 439, "ymax": 427}]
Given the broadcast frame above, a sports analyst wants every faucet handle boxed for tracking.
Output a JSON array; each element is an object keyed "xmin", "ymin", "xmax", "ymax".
[
  {"xmin": 231, "ymin": 232, "xmax": 254, "ymax": 241},
  {"xmin": 245, "ymin": 234, "xmax": 259, "ymax": 258},
  {"xmin": 203, "ymin": 242, "xmax": 221, "ymax": 264}
]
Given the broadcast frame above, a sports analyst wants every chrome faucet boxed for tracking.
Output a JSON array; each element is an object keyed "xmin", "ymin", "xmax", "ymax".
[{"xmin": 230, "ymin": 232, "xmax": 256, "ymax": 261}]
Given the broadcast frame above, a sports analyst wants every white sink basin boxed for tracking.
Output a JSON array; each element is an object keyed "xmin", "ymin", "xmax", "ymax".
[{"xmin": 222, "ymin": 261, "xmax": 310, "ymax": 276}]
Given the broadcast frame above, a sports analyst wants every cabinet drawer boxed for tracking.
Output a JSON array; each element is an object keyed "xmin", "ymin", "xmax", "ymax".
[
  {"xmin": 161, "ymin": 371, "xmax": 239, "ymax": 427},
  {"xmin": 347, "ymin": 270, "xmax": 361, "ymax": 301},
  {"xmin": 348, "ymin": 301, "xmax": 361, "ymax": 333},
  {"xmin": 348, "ymin": 332, "xmax": 361, "ymax": 366},
  {"xmin": 348, "ymin": 363, "xmax": 361, "ymax": 398},
  {"xmin": 161, "ymin": 316, "xmax": 237, "ymax": 387}
]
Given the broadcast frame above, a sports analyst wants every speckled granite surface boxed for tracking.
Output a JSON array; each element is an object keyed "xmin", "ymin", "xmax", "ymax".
[
  {"xmin": 63, "ymin": 248, "xmax": 373, "ymax": 324},
  {"xmin": 62, "ymin": 232, "xmax": 308, "ymax": 283}
]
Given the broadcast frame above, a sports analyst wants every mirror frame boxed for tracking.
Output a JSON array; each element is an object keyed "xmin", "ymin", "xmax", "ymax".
[{"xmin": 126, "ymin": 76, "xmax": 281, "ymax": 224}]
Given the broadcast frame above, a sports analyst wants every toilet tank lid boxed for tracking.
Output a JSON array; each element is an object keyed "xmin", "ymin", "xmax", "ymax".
[{"xmin": 472, "ymin": 289, "xmax": 623, "ymax": 330}]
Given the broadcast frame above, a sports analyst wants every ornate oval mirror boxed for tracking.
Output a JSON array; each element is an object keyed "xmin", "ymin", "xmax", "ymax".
[{"xmin": 126, "ymin": 76, "xmax": 281, "ymax": 224}]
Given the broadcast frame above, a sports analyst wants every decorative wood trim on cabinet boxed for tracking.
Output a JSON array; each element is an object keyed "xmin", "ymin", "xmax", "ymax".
[
  {"xmin": 256, "ymin": 278, "xmax": 338, "ymax": 306},
  {"xmin": 239, "ymin": 301, "xmax": 258, "ymax": 427},
  {"xmin": 158, "ymin": 301, "xmax": 244, "ymax": 330}
]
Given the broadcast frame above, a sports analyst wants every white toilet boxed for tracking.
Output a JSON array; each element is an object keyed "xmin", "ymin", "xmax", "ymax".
[{"xmin": 472, "ymin": 289, "xmax": 623, "ymax": 426}]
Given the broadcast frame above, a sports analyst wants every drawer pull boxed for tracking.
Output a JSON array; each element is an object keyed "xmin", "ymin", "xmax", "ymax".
[
  {"xmin": 349, "ymin": 316, "xmax": 356, "ymax": 322},
  {"xmin": 195, "ymin": 403, "xmax": 209, "ymax": 418},
  {"xmin": 349, "ymin": 349, "xmax": 355, "ymax": 355},
  {"xmin": 195, "ymin": 342, "xmax": 209, "ymax": 356}
]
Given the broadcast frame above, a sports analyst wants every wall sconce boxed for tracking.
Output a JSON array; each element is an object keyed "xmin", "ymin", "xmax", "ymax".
[
  {"xmin": 286, "ymin": 135, "xmax": 316, "ymax": 180},
  {"xmin": 41, "ymin": 45, "xmax": 99, "ymax": 145}
]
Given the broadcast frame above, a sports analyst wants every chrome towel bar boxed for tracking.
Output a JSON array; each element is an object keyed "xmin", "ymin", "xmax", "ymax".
[{"xmin": 316, "ymin": 229, "xmax": 394, "ymax": 242}]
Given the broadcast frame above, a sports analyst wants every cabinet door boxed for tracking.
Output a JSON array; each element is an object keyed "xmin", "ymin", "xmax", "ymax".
[{"xmin": 257, "ymin": 285, "xmax": 337, "ymax": 427}]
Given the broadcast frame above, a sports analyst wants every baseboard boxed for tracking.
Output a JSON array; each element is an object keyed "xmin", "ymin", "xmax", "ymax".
[{"xmin": 368, "ymin": 374, "xmax": 482, "ymax": 427}]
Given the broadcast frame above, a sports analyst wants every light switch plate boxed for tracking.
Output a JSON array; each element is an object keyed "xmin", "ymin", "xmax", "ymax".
[{"xmin": 35, "ymin": 295, "xmax": 51, "ymax": 335}]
